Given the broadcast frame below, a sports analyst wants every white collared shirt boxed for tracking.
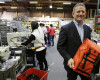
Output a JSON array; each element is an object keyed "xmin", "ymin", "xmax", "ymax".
[{"xmin": 73, "ymin": 20, "xmax": 84, "ymax": 42}]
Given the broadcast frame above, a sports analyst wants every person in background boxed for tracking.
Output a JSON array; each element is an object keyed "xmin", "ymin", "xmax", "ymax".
[
  {"xmin": 13, "ymin": 21, "xmax": 48, "ymax": 71},
  {"xmin": 40, "ymin": 23, "xmax": 47, "ymax": 45},
  {"xmin": 49, "ymin": 24, "xmax": 55, "ymax": 46},
  {"xmin": 46, "ymin": 26, "xmax": 50, "ymax": 46},
  {"xmin": 57, "ymin": 3, "xmax": 91, "ymax": 80}
]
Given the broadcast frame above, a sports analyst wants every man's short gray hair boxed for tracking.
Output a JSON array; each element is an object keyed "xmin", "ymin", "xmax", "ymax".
[{"xmin": 73, "ymin": 3, "xmax": 86, "ymax": 13}]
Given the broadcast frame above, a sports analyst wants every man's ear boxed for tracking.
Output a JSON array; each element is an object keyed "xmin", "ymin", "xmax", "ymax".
[{"xmin": 72, "ymin": 12, "xmax": 74, "ymax": 17}]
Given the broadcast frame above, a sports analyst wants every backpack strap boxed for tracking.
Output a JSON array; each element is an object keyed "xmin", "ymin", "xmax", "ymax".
[{"xmin": 82, "ymin": 49, "xmax": 91, "ymax": 69}]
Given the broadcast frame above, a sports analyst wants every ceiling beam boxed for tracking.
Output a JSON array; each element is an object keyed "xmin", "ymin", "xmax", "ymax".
[
  {"xmin": 83, "ymin": 0, "xmax": 90, "ymax": 3},
  {"xmin": 12, "ymin": 0, "xmax": 17, "ymax": 1}
]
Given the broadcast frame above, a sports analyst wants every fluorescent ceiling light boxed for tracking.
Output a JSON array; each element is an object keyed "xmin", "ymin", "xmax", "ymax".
[
  {"xmin": 0, "ymin": 1, "xmax": 5, "ymax": 3},
  {"xmin": 30, "ymin": 1, "xmax": 38, "ymax": 4},
  {"xmin": 57, "ymin": 7, "xmax": 63, "ymax": 9},
  {"xmin": 36, "ymin": 7, "xmax": 42, "ymax": 9},
  {"xmin": 63, "ymin": 2, "xmax": 71, "ymax": 5},
  {"xmin": 11, "ymin": 7, "xmax": 17, "ymax": 9},
  {"xmin": 49, "ymin": 5, "xmax": 52, "ymax": 8}
]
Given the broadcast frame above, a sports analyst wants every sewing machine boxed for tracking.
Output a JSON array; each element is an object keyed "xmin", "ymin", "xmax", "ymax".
[{"xmin": 7, "ymin": 32, "xmax": 31, "ymax": 47}]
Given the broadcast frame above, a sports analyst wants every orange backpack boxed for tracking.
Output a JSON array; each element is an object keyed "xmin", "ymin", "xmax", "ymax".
[{"xmin": 72, "ymin": 38, "xmax": 100, "ymax": 77}]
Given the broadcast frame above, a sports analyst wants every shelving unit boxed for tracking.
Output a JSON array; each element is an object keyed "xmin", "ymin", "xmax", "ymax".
[
  {"xmin": 38, "ymin": 21, "xmax": 59, "ymax": 28},
  {"xmin": 22, "ymin": 21, "xmax": 59, "ymax": 29},
  {"xmin": 94, "ymin": 15, "xmax": 100, "ymax": 34},
  {"xmin": 0, "ymin": 20, "xmax": 11, "ymax": 45}
]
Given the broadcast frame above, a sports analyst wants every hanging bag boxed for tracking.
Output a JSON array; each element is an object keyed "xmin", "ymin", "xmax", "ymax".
[{"xmin": 72, "ymin": 38, "xmax": 100, "ymax": 77}]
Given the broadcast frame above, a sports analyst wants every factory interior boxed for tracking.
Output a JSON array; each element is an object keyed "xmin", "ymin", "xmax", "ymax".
[{"xmin": 0, "ymin": 0, "xmax": 100, "ymax": 80}]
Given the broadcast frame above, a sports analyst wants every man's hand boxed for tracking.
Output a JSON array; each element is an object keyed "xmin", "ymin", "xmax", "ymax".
[{"xmin": 67, "ymin": 58, "xmax": 74, "ymax": 68}]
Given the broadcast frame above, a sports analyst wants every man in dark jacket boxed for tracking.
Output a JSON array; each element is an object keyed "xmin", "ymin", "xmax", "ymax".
[{"xmin": 57, "ymin": 3, "xmax": 91, "ymax": 80}]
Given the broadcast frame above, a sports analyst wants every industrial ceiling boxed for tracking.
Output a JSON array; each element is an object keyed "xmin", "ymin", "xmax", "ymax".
[{"xmin": 0, "ymin": 0, "xmax": 98, "ymax": 12}]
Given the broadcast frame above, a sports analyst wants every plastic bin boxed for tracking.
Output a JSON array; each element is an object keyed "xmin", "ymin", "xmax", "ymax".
[{"xmin": 17, "ymin": 68, "xmax": 48, "ymax": 80}]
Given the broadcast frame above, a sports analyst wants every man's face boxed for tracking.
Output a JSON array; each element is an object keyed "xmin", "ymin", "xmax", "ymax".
[{"xmin": 72, "ymin": 6, "xmax": 86, "ymax": 23}]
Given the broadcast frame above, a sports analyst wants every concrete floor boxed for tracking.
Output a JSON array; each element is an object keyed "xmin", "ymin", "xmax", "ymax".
[{"xmin": 46, "ymin": 41, "xmax": 81, "ymax": 80}]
